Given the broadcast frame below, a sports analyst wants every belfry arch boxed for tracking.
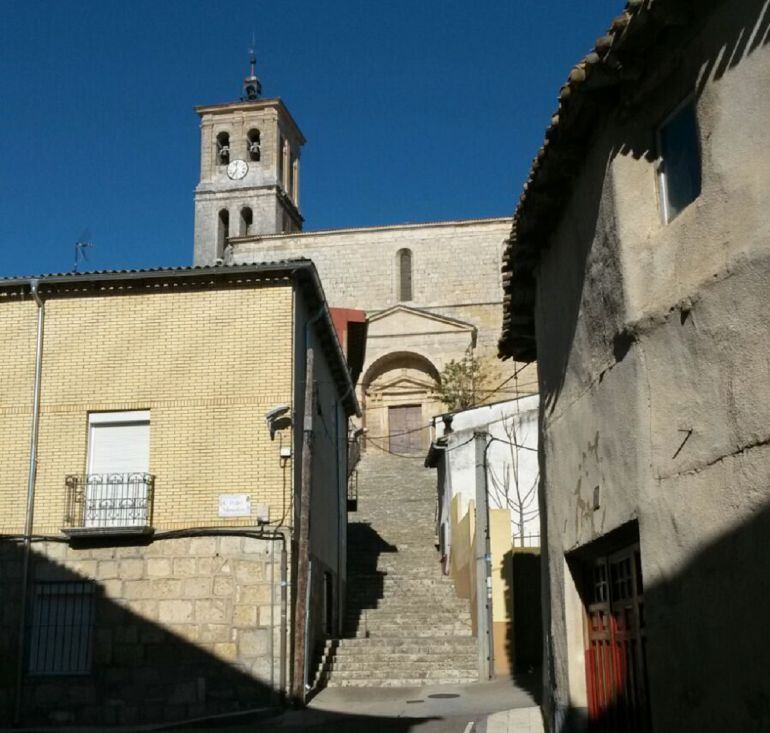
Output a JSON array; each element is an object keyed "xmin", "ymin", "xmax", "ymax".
[{"xmin": 361, "ymin": 351, "xmax": 442, "ymax": 455}]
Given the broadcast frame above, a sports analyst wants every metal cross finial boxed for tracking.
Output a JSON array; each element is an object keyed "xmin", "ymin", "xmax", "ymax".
[
  {"xmin": 242, "ymin": 33, "xmax": 262, "ymax": 101},
  {"xmin": 249, "ymin": 31, "xmax": 257, "ymax": 77}
]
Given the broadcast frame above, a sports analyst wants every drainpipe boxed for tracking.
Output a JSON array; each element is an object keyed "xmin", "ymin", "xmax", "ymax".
[
  {"xmin": 279, "ymin": 529, "xmax": 289, "ymax": 696},
  {"xmin": 267, "ymin": 525, "xmax": 290, "ymax": 700},
  {"xmin": 14, "ymin": 279, "xmax": 46, "ymax": 725}
]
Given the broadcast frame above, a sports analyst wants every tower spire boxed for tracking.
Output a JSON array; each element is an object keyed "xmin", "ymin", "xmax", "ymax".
[{"xmin": 243, "ymin": 38, "xmax": 262, "ymax": 101}]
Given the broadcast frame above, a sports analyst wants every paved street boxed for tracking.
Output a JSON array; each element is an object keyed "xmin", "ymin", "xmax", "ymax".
[{"xmin": 171, "ymin": 679, "xmax": 539, "ymax": 732}]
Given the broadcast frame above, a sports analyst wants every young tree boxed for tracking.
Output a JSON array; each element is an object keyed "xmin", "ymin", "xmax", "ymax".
[
  {"xmin": 434, "ymin": 347, "xmax": 488, "ymax": 411},
  {"xmin": 486, "ymin": 408, "xmax": 540, "ymax": 547}
]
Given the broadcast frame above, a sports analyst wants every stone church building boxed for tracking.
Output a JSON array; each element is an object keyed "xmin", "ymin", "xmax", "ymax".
[{"xmin": 192, "ymin": 67, "xmax": 536, "ymax": 453}]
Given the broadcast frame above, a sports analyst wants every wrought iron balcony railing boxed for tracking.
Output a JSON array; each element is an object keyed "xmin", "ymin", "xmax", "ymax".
[{"xmin": 63, "ymin": 473, "xmax": 155, "ymax": 535}]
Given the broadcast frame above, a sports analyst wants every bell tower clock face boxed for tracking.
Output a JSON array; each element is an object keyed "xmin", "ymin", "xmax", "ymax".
[{"xmin": 227, "ymin": 159, "xmax": 248, "ymax": 180}]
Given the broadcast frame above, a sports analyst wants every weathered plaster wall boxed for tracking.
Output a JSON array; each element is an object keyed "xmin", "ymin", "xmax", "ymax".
[{"xmin": 535, "ymin": 4, "xmax": 770, "ymax": 730}]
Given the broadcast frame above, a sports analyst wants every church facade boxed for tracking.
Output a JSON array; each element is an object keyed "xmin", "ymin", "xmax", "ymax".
[{"xmin": 192, "ymin": 73, "xmax": 536, "ymax": 453}]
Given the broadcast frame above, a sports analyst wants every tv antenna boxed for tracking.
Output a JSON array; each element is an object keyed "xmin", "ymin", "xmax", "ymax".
[{"xmin": 73, "ymin": 229, "xmax": 93, "ymax": 273}]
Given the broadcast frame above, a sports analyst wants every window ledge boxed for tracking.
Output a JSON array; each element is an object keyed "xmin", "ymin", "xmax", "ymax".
[{"xmin": 61, "ymin": 526, "xmax": 155, "ymax": 541}]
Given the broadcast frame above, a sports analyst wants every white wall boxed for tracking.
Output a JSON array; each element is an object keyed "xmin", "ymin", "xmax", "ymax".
[{"xmin": 433, "ymin": 394, "xmax": 540, "ymax": 562}]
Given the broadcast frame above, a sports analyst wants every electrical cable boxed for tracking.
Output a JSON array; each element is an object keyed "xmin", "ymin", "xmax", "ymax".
[{"xmin": 487, "ymin": 436, "xmax": 538, "ymax": 452}]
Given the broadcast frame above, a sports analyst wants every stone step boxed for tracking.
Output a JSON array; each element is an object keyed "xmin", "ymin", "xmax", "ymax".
[
  {"xmin": 345, "ymin": 595, "xmax": 467, "ymax": 604},
  {"xmin": 345, "ymin": 616, "xmax": 471, "ymax": 636},
  {"xmin": 345, "ymin": 597, "xmax": 467, "ymax": 607},
  {"xmin": 330, "ymin": 647, "xmax": 477, "ymax": 657},
  {"xmin": 348, "ymin": 555, "xmax": 437, "ymax": 561},
  {"xmin": 328, "ymin": 454, "xmax": 476, "ymax": 689},
  {"xmin": 345, "ymin": 599, "xmax": 468, "ymax": 608},
  {"xmin": 325, "ymin": 677, "xmax": 478, "ymax": 688},
  {"xmin": 348, "ymin": 568, "xmax": 442, "ymax": 575},
  {"xmin": 347, "ymin": 561, "xmax": 444, "ymax": 569},
  {"xmin": 330, "ymin": 637, "xmax": 476, "ymax": 650},
  {"xmin": 325, "ymin": 668, "xmax": 478, "ymax": 681},
  {"xmin": 347, "ymin": 577, "xmax": 454, "ymax": 586},
  {"xmin": 329, "ymin": 653, "xmax": 475, "ymax": 664},
  {"xmin": 328, "ymin": 663, "xmax": 478, "ymax": 676},
  {"xmin": 345, "ymin": 600, "xmax": 468, "ymax": 609},
  {"xmin": 327, "ymin": 654, "xmax": 477, "ymax": 667},
  {"xmin": 346, "ymin": 628, "xmax": 473, "ymax": 639},
  {"xmin": 344, "ymin": 608, "xmax": 469, "ymax": 618},
  {"xmin": 344, "ymin": 612, "xmax": 472, "ymax": 624}
]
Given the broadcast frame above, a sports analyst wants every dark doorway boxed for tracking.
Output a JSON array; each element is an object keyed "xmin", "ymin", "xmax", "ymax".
[{"xmin": 511, "ymin": 551, "xmax": 542, "ymax": 672}]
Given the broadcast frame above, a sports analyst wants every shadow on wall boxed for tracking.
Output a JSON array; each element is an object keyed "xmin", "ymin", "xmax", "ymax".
[
  {"xmin": 500, "ymin": 549, "xmax": 542, "ymax": 704},
  {"xmin": 538, "ymin": 0, "xmax": 770, "ymax": 417},
  {"xmin": 0, "ymin": 539, "xmax": 435, "ymax": 731},
  {"xmin": 553, "ymin": 500, "xmax": 770, "ymax": 733},
  {"xmin": 506, "ymin": 550, "xmax": 543, "ymax": 702},
  {"xmin": 343, "ymin": 523, "xmax": 398, "ymax": 638}
]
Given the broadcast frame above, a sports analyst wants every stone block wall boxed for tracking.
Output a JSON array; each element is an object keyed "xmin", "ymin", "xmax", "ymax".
[
  {"xmin": 0, "ymin": 535, "xmax": 286, "ymax": 726},
  {"xmin": 229, "ymin": 217, "xmax": 538, "ymax": 419}
]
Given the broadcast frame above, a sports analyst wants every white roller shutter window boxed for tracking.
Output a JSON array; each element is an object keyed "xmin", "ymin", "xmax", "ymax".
[{"xmin": 87, "ymin": 411, "xmax": 150, "ymax": 475}]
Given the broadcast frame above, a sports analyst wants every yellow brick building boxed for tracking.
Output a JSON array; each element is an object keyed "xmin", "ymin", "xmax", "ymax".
[{"xmin": 0, "ymin": 261, "xmax": 358, "ymax": 726}]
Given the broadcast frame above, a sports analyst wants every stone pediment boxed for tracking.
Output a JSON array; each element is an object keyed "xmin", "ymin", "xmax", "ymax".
[
  {"xmin": 368, "ymin": 305, "xmax": 477, "ymax": 340},
  {"xmin": 368, "ymin": 372, "xmax": 436, "ymax": 395}
]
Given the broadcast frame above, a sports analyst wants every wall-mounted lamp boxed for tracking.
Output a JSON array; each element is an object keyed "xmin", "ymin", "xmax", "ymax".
[{"xmin": 265, "ymin": 404, "xmax": 292, "ymax": 440}]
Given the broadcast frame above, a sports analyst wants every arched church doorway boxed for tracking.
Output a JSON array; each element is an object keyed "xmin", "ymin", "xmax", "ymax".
[{"xmin": 361, "ymin": 351, "xmax": 442, "ymax": 455}]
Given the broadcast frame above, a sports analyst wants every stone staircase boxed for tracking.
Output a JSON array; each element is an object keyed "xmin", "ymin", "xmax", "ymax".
[{"xmin": 320, "ymin": 451, "xmax": 478, "ymax": 688}]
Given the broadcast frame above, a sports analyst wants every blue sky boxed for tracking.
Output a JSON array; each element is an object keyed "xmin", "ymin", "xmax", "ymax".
[{"xmin": 0, "ymin": 1, "xmax": 621, "ymax": 276}]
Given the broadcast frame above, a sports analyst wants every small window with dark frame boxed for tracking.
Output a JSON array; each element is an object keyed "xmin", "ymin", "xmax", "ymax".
[
  {"xmin": 27, "ymin": 582, "xmax": 95, "ymax": 675},
  {"xmin": 657, "ymin": 101, "xmax": 702, "ymax": 223}
]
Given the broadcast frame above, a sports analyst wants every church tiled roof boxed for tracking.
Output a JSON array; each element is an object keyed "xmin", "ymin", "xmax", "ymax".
[{"xmin": 498, "ymin": 0, "xmax": 723, "ymax": 361}]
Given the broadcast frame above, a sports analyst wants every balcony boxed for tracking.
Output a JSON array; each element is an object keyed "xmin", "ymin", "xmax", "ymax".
[{"xmin": 63, "ymin": 473, "xmax": 155, "ymax": 538}]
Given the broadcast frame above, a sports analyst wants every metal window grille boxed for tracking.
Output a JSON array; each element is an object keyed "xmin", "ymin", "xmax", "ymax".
[{"xmin": 27, "ymin": 582, "xmax": 95, "ymax": 675}]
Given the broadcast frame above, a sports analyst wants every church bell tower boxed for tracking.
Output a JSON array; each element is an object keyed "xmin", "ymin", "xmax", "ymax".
[{"xmin": 193, "ymin": 52, "xmax": 305, "ymax": 265}]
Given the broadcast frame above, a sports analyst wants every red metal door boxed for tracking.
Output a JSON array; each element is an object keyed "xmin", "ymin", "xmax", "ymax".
[
  {"xmin": 388, "ymin": 405, "xmax": 423, "ymax": 454},
  {"xmin": 585, "ymin": 544, "xmax": 650, "ymax": 732}
]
